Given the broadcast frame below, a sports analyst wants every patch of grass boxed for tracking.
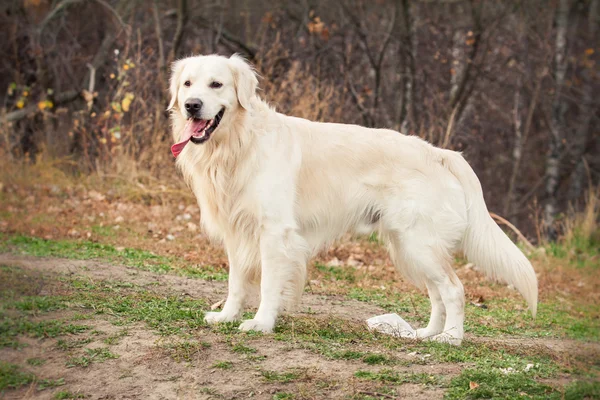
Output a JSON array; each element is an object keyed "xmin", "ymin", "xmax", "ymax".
[
  {"xmin": 0, "ymin": 362, "xmax": 35, "ymax": 391},
  {"xmin": 71, "ymin": 280, "xmax": 207, "ymax": 335},
  {"xmin": 53, "ymin": 390, "xmax": 85, "ymax": 399},
  {"xmin": 445, "ymin": 367, "xmax": 557, "ymax": 399},
  {"xmin": 56, "ymin": 337, "xmax": 94, "ymax": 351},
  {"xmin": 91, "ymin": 224, "xmax": 116, "ymax": 238},
  {"xmin": 12, "ymin": 296, "xmax": 67, "ymax": 314},
  {"xmin": 314, "ymin": 262, "xmax": 357, "ymax": 283},
  {"xmin": 465, "ymin": 298, "xmax": 599, "ymax": 341},
  {"xmin": 354, "ymin": 369, "xmax": 442, "ymax": 386},
  {"xmin": 273, "ymin": 392, "xmax": 294, "ymax": 400},
  {"xmin": 347, "ymin": 288, "xmax": 430, "ymax": 323},
  {"xmin": 26, "ymin": 358, "xmax": 46, "ymax": 366},
  {"xmin": 103, "ymin": 329, "xmax": 129, "ymax": 345},
  {"xmin": 162, "ymin": 339, "xmax": 211, "ymax": 362},
  {"xmin": 1, "ymin": 234, "xmax": 228, "ymax": 280},
  {"xmin": 212, "ymin": 361, "xmax": 233, "ymax": 369},
  {"xmin": 66, "ymin": 347, "xmax": 119, "ymax": 368},
  {"xmin": 332, "ymin": 350, "xmax": 363, "ymax": 360},
  {"xmin": 0, "ymin": 319, "xmax": 90, "ymax": 348},
  {"xmin": 348, "ymin": 286, "xmax": 598, "ymax": 342},
  {"xmin": 362, "ymin": 353, "xmax": 390, "ymax": 365},
  {"xmin": 261, "ymin": 370, "xmax": 300, "ymax": 383},
  {"xmin": 37, "ymin": 377, "xmax": 65, "ymax": 390},
  {"xmin": 563, "ymin": 380, "xmax": 600, "ymax": 400},
  {"xmin": 231, "ymin": 342, "xmax": 257, "ymax": 354},
  {"xmin": 179, "ymin": 264, "xmax": 229, "ymax": 281}
]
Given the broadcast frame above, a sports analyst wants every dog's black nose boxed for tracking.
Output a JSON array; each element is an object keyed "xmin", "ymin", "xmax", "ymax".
[{"xmin": 184, "ymin": 98, "xmax": 203, "ymax": 115}]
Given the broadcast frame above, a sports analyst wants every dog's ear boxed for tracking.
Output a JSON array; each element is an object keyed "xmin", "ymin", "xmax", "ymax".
[
  {"xmin": 167, "ymin": 59, "xmax": 185, "ymax": 111},
  {"xmin": 228, "ymin": 54, "xmax": 258, "ymax": 110}
]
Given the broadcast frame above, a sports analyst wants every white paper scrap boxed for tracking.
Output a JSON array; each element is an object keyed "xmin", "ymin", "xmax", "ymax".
[{"xmin": 366, "ymin": 313, "xmax": 417, "ymax": 339}]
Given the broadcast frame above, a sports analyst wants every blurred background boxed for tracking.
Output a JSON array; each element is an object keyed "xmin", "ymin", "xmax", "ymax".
[{"xmin": 0, "ymin": 0, "xmax": 598, "ymax": 243}]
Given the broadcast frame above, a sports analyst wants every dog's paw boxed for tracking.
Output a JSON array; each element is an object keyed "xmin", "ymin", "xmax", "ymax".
[
  {"xmin": 238, "ymin": 319, "xmax": 274, "ymax": 333},
  {"xmin": 429, "ymin": 332, "xmax": 462, "ymax": 346},
  {"xmin": 204, "ymin": 311, "xmax": 239, "ymax": 325},
  {"xmin": 416, "ymin": 328, "xmax": 442, "ymax": 339}
]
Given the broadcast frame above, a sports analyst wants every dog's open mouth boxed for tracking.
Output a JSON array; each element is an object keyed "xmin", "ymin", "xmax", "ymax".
[
  {"xmin": 171, "ymin": 108, "xmax": 225, "ymax": 157},
  {"xmin": 189, "ymin": 108, "xmax": 225, "ymax": 144}
]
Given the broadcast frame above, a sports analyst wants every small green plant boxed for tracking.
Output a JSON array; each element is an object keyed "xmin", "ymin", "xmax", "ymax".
[
  {"xmin": 103, "ymin": 329, "xmax": 129, "ymax": 345},
  {"xmin": 273, "ymin": 392, "xmax": 294, "ymax": 400},
  {"xmin": 212, "ymin": 361, "xmax": 233, "ymax": 369},
  {"xmin": 354, "ymin": 369, "xmax": 440, "ymax": 385},
  {"xmin": 26, "ymin": 358, "xmax": 46, "ymax": 366},
  {"xmin": 314, "ymin": 262, "xmax": 357, "ymax": 283},
  {"xmin": 445, "ymin": 367, "xmax": 555, "ymax": 399},
  {"xmin": 362, "ymin": 353, "xmax": 389, "ymax": 365},
  {"xmin": 231, "ymin": 342, "xmax": 257, "ymax": 354},
  {"xmin": 261, "ymin": 370, "xmax": 300, "ymax": 383},
  {"xmin": 57, "ymin": 338, "xmax": 94, "ymax": 351},
  {"xmin": 53, "ymin": 390, "xmax": 85, "ymax": 399},
  {"xmin": 66, "ymin": 348, "xmax": 119, "ymax": 368},
  {"xmin": 0, "ymin": 362, "xmax": 35, "ymax": 390},
  {"xmin": 38, "ymin": 377, "xmax": 65, "ymax": 390}
]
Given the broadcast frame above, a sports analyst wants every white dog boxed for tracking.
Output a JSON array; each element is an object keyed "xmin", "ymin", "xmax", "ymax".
[{"xmin": 168, "ymin": 54, "xmax": 537, "ymax": 345}]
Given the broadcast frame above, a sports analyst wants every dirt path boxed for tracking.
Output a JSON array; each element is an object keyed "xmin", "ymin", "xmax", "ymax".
[{"xmin": 1, "ymin": 254, "xmax": 597, "ymax": 400}]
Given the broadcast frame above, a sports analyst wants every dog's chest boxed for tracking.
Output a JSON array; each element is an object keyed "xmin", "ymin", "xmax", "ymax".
[{"xmin": 194, "ymin": 164, "xmax": 258, "ymax": 240}]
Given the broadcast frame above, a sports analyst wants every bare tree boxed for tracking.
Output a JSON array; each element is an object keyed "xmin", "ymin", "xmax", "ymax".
[
  {"xmin": 544, "ymin": 0, "xmax": 571, "ymax": 239},
  {"xmin": 568, "ymin": 0, "xmax": 598, "ymax": 201}
]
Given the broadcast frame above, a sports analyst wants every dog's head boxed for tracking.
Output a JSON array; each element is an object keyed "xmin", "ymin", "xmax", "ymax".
[{"xmin": 168, "ymin": 54, "xmax": 257, "ymax": 156}]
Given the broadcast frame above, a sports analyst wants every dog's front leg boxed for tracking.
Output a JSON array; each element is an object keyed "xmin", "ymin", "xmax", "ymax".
[
  {"xmin": 238, "ymin": 223, "xmax": 308, "ymax": 333},
  {"xmin": 205, "ymin": 243, "xmax": 254, "ymax": 324}
]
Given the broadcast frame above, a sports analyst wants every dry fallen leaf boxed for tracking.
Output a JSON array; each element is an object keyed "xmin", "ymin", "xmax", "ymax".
[{"xmin": 469, "ymin": 381, "xmax": 479, "ymax": 390}]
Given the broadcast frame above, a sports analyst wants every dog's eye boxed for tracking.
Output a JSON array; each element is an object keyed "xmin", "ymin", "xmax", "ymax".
[
  {"xmin": 184, "ymin": 80, "xmax": 191, "ymax": 87},
  {"xmin": 209, "ymin": 81, "xmax": 223, "ymax": 89}
]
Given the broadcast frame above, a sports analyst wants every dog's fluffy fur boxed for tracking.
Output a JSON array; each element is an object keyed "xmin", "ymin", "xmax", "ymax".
[{"xmin": 169, "ymin": 54, "xmax": 538, "ymax": 345}]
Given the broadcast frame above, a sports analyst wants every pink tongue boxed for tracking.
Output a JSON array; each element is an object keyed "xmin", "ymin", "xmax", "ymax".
[{"xmin": 171, "ymin": 119, "xmax": 209, "ymax": 158}]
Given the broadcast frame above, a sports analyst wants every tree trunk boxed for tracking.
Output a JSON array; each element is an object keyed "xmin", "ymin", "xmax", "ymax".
[
  {"xmin": 544, "ymin": 0, "xmax": 570, "ymax": 240},
  {"xmin": 399, "ymin": 0, "xmax": 417, "ymax": 134},
  {"xmin": 568, "ymin": 0, "xmax": 598, "ymax": 201}
]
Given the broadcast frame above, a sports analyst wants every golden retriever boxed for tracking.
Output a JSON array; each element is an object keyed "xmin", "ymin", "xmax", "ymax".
[{"xmin": 168, "ymin": 54, "xmax": 537, "ymax": 345}]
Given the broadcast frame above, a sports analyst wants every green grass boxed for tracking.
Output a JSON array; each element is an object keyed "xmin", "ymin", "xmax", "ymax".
[
  {"xmin": 0, "ymin": 362, "xmax": 35, "ymax": 391},
  {"xmin": 314, "ymin": 262, "xmax": 357, "ymax": 283},
  {"xmin": 231, "ymin": 342, "xmax": 258, "ymax": 354},
  {"xmin": 0, "ymin": 234, "xmax": 228, "ymax": 281},
  {"xmin": 545, "ymin": 228, "xmax": 599, "ymax": 269},
  {"xmin": 445, "ymin": 367, "xmax": 557, "ymax": 399},
  {"xmin": 212, "ymin": 361, "xmax": 233, "ymax": 369},
  {"xmin": 26, "ymin": 358, "xmax": 46, "ymax": 366},
  {"xmin": 162, "ymin": 339, "xmax": 211, "ymax": 362},
  {"xmin": 347, "ymin": 287, "xmax": 598, "ymax": 341},
  {"xmin": 56, "ymin": 338, "xmax": 94, "ymax": 351},
  {"xmin": 37, "ymin": 377, "xmax": 65, "ymax": 390},
  {"xmin": 261, "ymin": 370, "xmax": 301, "ymax": 383},
  {"xmin": 53, "ymin": 390, "xmax": 85, "ymax": 399},
  {"xmin": 0, "ymin": 319, "xmax": 90, "ymax": 348},
  {"xmin": 91, "ymin": 224, "xmax": 117, "ymax": 238},
  {"xmin": 103, "ymin": 329, "xmax": 129, "ymax": 345},
  {"xmin": 273, "ymin": 392, "xmax": 295, "ymax": 400},
  {"xmin": 66, "ymin": 347, "xmax": 119, "ymax": 368},
  {"xmin": 563, "ymin": 381, "xmax": 600, "ymax": 400},
  {"xmin": 354, "ymin": 369, "xmax": 443, "ymax": 386},
  {"xmin": 362, "ymin": 354, "xmax": 390, "ymax": 365}
]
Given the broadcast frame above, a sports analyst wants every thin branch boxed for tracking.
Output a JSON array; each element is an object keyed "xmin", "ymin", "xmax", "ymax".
[
  {"xmin": 490, "ymin": 212, "xmax": 536, "ymax": 252},
  {"xmin": 168, "ymin": 0, "xmax": 187, "ymax": 63}
]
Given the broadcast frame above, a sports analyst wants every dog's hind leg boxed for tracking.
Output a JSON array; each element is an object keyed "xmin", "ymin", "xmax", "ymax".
[
  {"xmin": 416, "ymin": 281, "xmax": 446, "ymax": 339},
  {"xmin": 387, "ymin": 230, "xmax": 464, "ymax": 346}
]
